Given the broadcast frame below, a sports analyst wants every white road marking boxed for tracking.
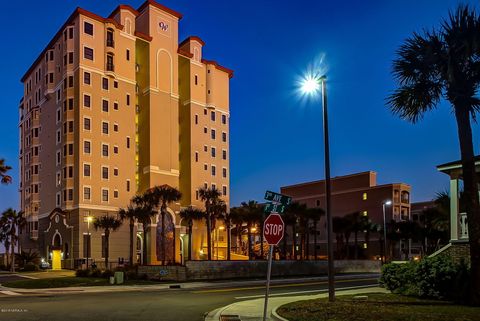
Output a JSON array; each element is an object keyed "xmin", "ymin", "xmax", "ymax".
[
  {"xmin": 234, "ymin": 284, "xmax": 378, "ymax": 299},
  {"xmin": 1, "ymin": 290, "xmax": 22, "ymax": 296}
]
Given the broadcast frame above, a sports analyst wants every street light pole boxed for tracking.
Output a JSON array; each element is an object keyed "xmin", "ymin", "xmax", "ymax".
[
  {"xmin": 382, "ymin": 200, "xmax": 392, "ymax": 264},
  {"xmin": 321, "ymin": 76, "xmax": 335, "ymax": 302}
]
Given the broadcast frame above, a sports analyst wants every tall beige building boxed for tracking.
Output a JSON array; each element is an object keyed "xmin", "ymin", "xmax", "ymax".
[{"xmin": 19, "ymin": 0, "xmax": 232, "ymax": 268}]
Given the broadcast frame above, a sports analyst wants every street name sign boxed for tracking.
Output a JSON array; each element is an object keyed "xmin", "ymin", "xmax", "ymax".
[
  {"xmin": 264, "ymin": 202, "xmax": 286, "ymax": 214},
  {"xmin": 264, "ymin": 191, "xmax": 292, "ymax": 206}
]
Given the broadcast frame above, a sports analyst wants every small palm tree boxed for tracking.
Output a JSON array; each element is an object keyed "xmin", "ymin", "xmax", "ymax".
[
  {"xmin": 132, "ymin": 195, "xmax": 157, "ymax": 265},
  {"xmin": 285, "ymin": 202, "xmax": 307, "ymax": 260},
  {"xmin": 240, "ymin": 201, "xmax": 262, "ymax": 259},
  {"xmin": 198, "ymin": 186, "xmax": 221, "ymax": 260},
  {"xmin": 118, "ymin": 203, "xmax": 144, "ymax": 266},
  {"xmin": 1, "ymin": 209, "xmax": 26, "ymax": 272},
  {"xmin": 387, "ymin": 5, "xmax": 480, "ymax": 303},
  {"xmin": 145, "ymin": 185, "xmax": 182, "ymax": 265},
  {"xmin": 179, "ymin": 207, "xmax": 205, "ymax": 261},
  {"xmin": 93, "ymin": 215, "xmax": 122, "ymax": 269},
  {"xmin": 0, "ymin": 159, "xmax": 12, "ymax": 184},
  {"xmin": 229, "ymin": 207, "xmax": 245, "ymax": 256},
  {"xmin": 307, "ymin": 207, "xmax": 325, "ymax": 260}
]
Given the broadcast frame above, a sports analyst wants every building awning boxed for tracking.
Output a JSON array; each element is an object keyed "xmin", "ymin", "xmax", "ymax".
[{"xmin": 437, "ymin": 156, "xmax": 480, "ymax": 176}]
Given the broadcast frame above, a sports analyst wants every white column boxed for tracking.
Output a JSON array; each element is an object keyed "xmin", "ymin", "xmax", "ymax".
[{"xmin": 450, "ymin": 178, "xmax": 459, "ymax": 241}]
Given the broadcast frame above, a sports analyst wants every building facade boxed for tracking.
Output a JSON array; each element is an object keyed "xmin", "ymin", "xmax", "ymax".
[
  {"xmin": 18, "ymin": 0, "xmax": 232, "ymax": 268},
  {"xmin": 280, "ymin": 171, "xmax": 411, "ymax": 259}
]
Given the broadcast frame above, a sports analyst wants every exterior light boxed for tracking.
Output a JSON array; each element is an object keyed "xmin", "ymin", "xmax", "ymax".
[
  {"xmin": 384, "ymin": 200, "xmax": 392, "ymax": 206},
  {"xmin": 219, "ymin": 226, "xmax": 225, "ymax": 231},
  {"xmin": 251, "ymin": 227, "xmax": 257, "ymax": 232},
  {"xmin": 300, "ymin": 76, "xmax": 320, "ymax": 95},
  {"xmin": 199, "ymin": 249, "xmax": 204, "ymax": 255}
]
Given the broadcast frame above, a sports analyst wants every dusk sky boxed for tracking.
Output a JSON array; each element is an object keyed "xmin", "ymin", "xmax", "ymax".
[{"xmin": 0, "ymin": 0, "xmax": 478, "ymax": 211}]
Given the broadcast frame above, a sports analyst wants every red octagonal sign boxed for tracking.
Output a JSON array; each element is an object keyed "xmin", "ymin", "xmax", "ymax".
[{"xmin": 263, "ymin": 213, "xmax": 285, "ymax": 245}]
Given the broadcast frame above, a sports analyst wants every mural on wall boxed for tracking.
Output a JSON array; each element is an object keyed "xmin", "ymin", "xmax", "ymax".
[{"xmin": 156, "ymin": 212, "xmax": 175, "ymax": 263}]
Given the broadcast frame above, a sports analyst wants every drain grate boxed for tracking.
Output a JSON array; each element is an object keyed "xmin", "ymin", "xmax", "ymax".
[{"xmin": 220, "ymin": 315, "xmax": 241, "ymax": 321}]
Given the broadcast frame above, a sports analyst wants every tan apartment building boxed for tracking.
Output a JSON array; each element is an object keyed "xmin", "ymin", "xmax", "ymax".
[
  {"xmin": 280, "ymin": 171, "xmax": 411, "ymax": 259},
  {"xmin": 18, "ymin": 0, "xmax": 232, "ymax": 268}
]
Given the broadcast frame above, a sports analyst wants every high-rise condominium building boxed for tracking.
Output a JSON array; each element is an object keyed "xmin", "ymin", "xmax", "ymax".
[{"xmin": 18, "ymin": 0, "xmax": 232, "ymax": 268}]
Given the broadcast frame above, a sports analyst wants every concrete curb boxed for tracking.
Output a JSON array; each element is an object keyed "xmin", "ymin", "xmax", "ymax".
[{"xmin": 271, "ymin": 306, "xmax": 289, "ymax": 321}]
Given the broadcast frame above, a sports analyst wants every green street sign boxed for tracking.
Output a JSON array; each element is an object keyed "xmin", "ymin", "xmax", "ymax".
[
  {"xmin": 264, "ymin": 191, "xmax": 292, "ymax": 206},
  {"xmin": 264, "ymin": 202, "xmax": 286, "ymax": 214}
]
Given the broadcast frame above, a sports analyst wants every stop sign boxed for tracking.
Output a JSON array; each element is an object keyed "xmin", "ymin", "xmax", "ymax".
[{"xmin": 263, "ymin": 213, "xmax": 285, "ymax": 245}]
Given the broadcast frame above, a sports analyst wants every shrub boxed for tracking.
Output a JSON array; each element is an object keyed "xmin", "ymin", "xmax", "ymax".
[
  {"xmin": 90, "ymin": 268, "xmax": 102, "ymax": 278},
  {"xmin": 0, "ymin": 264, "xmax": 7, "ymax": 271},
  {"xmin": 139, "ymin": 273, "xmax": 149, "ymax": 280},
  {"xmin": 380, "ymin": 255, "xmax": 471, "ymax": 302},
  {"xmin": 75, "ymin": 268, "xmax": 91, "ymax": 277},
  {"xmin": 126, "ymin": 271, "xmax": 138, "ymax": 280},
  {"xmin": 23, "ymin": 262, "xmax": 39, "ymax": 272},
  {"xmin": 102, "ymin": 269, "xmax": 114, "ymax": 278}
]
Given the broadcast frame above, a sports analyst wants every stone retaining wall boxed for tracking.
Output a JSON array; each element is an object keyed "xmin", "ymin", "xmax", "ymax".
[{"xmin": 138, "ymin": 260, "xmax": 380, "ymax": 282}]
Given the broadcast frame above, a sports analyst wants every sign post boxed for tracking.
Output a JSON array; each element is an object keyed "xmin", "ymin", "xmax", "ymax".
[{"xmin": 262, "ymin": 212, "xmax": 285, "ymax": 321}]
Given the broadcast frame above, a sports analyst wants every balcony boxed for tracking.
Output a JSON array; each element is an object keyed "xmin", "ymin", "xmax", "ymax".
[
  {"xmin": 30, "ymin": 230, "xmax": 38, "ymax": 240},
  {"xmin": 106, "ymin": 39, "xmax": 115, "ymax": 48}
]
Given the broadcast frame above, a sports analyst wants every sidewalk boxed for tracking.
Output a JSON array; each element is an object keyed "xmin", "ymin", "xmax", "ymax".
[{"xmin": 205, "ymin": 286, "xmax": 388, "ymax": 321}]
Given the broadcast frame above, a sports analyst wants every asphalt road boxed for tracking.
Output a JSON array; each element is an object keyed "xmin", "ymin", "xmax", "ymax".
[{"xmin": 0, "ymin": 275, "xmax": 379, "ymax": 321}]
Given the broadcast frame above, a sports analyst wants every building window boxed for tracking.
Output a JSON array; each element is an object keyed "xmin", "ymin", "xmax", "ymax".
[
  {"xmin": 84, "ymin": 21, "xmax": 93, "ymax": 35},
  {"xmin": 126, "ymin": 180, "xmax": 130, "ymax": 192},
  {"xmin": 68, "ymin": 76, "xmax": 74, "ymax": 87},
  {"xmin": 114, "ymin": 81, "xmax": 118, "ymax": 88},
  {"xmin": 84, "ymin": 47, "xmax": 94, "ymax": 60},
  {"xmin": 363, "ymin": 192, "xmax": 367, "ymax": 200},
  {"xmin": 84, "ymin": 187, "xmax": 91, "ymax": 200},
  {"xmin": 68, "ymin": 121, "xmax": 74, "ymax": 132},
  {"xmin": 222, "ymin": 114, "xmax": 227, "ymax": 124},
  {"xmin": 204, "ymin": 127, "xmax": 207, "ymax": 134},
  {"xmin": 113, "ymin": 123, "xmax": 118, "ymax": 132},
  {"xmin": 106, "ymin": 29, "xmax": 114, "ymax": 47},
  {"xmin": 106, "ymin": 53, "xmax": 114, "ymax": 72},
  {"xmin": 204, "ymin": 164, "xmax": 208, "ymax": 171},
  {"xmin": 211, "ymin": 129, "xmax": 216, "ymax": 140},
  {"xmin": 114, "ymin": 168, "xmax": 118, "ymax": 176},
  {"xmin": 84, "ymin": 141, "xmax": 91, "ymax": 154},
  {"xmin": 83, "ymin": 94, "xmax": 91, "ymax": 108},
  {"xmin": 222, "ymin": 150, "xmax": 227, "ymax": 160},
  {"xmin": 222, "ymin": 132, "xmax": 227, "ymax": 142},
  {"xmin": 126, "ymin": 94, "xmax": 130, "ymax": 106},
  {"xmin": 195, "ymin": 152, "xmax": 198, "ymax": 162},
  {"xmin": 126, "ymin": 49, "xmax": 130, "ymax": 61},
  {"xmin": 211, "ymin": 111, "xmax": 216, "ymax": 121},
  {"xmin": 68, "ymin": 189, "xmax": 73, "ymax": 201},
  {"xmin": 114, "ymin": 190, "xmax": 119, "ymax": 198},
  {"xmin": 113, "ymin": 146, "xmax": 118, "ymax": 154},
  {"xmin": 204, "ymin": 109, "xmax": 207, "ymax": 115},
  {"xmin": 102, "ymin": 100, "xmax": 109, "ymax": 112},
  {"xmin": 223, "ymin": 186, "xmax": 227, "ymax": 196},
  {"xmin": 102, "ymin": 189, "xmax": 109, "ymax": 202},
  {"xmin": 362, "ymin": 211, "xmax": 368, "ymax": 217},
  {"xmin": 114, "ymin": 102, "xmax": 118, "ymax": 110},
  {"xmin": 102, "ymin": 78, "xmax": 108, "ymax": 90},
  {"xmin": 83, "ymin": 72, "xmax": 91, "ymax": 85},
  {"xmin": 223, "ymin": 168, "xmax": 227, "ymax": 178},
  {"xmin": 211, "ymin": 165, "xmax": 216, "ymax": 176},
  {"xmin": 211, "ymin": 147, "xmax": 216, "ymax": 158},
  {"xmin": 195, "ymin": 115, "xmax": 198, "ymax": 124},
  {"xmin": 102, "ymin": 144, "xmax": 108, "ymax": 157},
  {"xmin": 68, "ymin": 52, "xmax": 74, "ymax": 64},
  {"xmin": 126, "ymin": 137, "xmax": 130, "ymax": 148},
  {"xmin": 49, "ymin": 73, "xmax": 54, "ymax": 83},
  {"xmin": 68, "ymin": 143, "xmax": 73, "ymax": 156},
  {"xmin": 84, "ymin": 118, "xmax": 91, "ymax": 131},
  {"xmin": 84, "ymin": 164, "xmax": 90, "ymax": 177},
  {"xmin": 204, "ymin": 145, "xmax": 208, "ymax": 152},
  {"xmin": 102, "ymin": 167, "xmax": 108, "ymax": 179},
  {"xmin": 102, "ymin": 122, "xmax": 109, "ymax": 134},
  {"xmin": 68, "ymin": 98, "xmax": 74, "ymax": 110},
  {"xmin": 194, "ymin": 75, "xmax": 198, "ymax": 85}
]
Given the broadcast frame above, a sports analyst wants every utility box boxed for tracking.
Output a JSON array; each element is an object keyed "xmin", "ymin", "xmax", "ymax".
[
  {"xmin": 114, "ymin": 272, "xmax": 124, "ymax": 284},
  {"xmin": 109, "ymin": 276, "xmax": 115, "ymax": 285}
]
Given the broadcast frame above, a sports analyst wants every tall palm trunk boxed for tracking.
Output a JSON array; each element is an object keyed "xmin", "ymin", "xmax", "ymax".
[
  {"xmin": 104, "ymin": 230, "xmax": 110, "ymax": 269},
  {"xmin": 143, "ymin": 221, "xmax": 148, "ymax": 265},
  {"xmin": 206, "ymin": 212, "xmax": 212, "ymax": 260},
  {"xmin": 454, "ymin": 106, "xmax": 480, "ymax": 304},
  {"xmin": 129, "ymin": 219, "xmax": 134, "ymax": 265},
  {"xmin": 5, "ymin": 242, "xmax": 10, "ymax": 267},
  {"xmin": 226, "ymin": 221, "xmax": 231, "ymax": 260},
  {"xmin": 292, "ymin": 224, "xmax": 297, "ymax": 260},
  {"xmin": 10, "ymin": 236, "xmax": 15, "ymax": 272},
  {"xmin": 306, "ymin": 224, "xmax": 310, "ymax": 260},
  {"xmin": 161, "ymin": 208, "xmax": 166, "ymax": 265},
  {"xmin": 313, "ymin": 221, "xmax": 318, "ymax": 260},
  {"xmin": 247, "ymin": 224, "xmax": 253, "ymax": 259},
  {"xmin": 354, "ymin": 230, "xmax": 359, "ymax": 260}
]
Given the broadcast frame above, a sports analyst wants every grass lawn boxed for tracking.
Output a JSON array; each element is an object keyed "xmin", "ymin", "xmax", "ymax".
[
  {"xmin": 2, "ymin": 277, "xmax": 159, "ymax": 289},
  {"xmin": 277, "ymin": 293, "xmax": 480, "ymax": 321}
]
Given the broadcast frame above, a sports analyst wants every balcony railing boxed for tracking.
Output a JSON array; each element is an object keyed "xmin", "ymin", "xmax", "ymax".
[
  {"xmin": 460, "ymin": 212, "xmax": 468, "ymax": 239},
  {"xmin": 30, "ymin": 230, "xmax": 38, "ymax": 240}
]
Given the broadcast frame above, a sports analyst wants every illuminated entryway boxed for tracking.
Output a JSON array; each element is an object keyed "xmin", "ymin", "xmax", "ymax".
[{"xmin": 52, "ymin": 249, "xmax": 62, "ymax": 270}]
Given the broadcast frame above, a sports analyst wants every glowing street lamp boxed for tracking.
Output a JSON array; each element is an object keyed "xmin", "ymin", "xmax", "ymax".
[
  {"xmin": 382, "ymin": 200, "xmax": 392, "ymax": 263},
  {"xmin": 298, "ymin": 72, "xmax": 335, "ymax": 302}
]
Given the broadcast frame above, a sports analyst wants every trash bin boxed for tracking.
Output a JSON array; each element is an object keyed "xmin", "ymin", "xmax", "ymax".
[
  {"xmin": 114, "ymin": 271, "xmax": 124, "ymax": 284},
  {"xmin": 109, "ymin": 276, "xmax": 115, "ymax": 285}
]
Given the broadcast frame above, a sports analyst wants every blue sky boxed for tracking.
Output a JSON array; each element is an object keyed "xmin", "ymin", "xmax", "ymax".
[{"xmin": 0, "ymin": 0, "xmax": 478, "ymax": 211}]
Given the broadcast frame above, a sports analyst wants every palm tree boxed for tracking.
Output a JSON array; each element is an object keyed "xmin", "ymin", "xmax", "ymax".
[
  {"xmin": 93, "ymin": 215, "xmax": 122, "ymax": 269},
  {"xmin": 132, "ymin": 195, "xmax": 157, "ymax": 265},
  {"xmin": 0, "ymin": 159, "xmax": 12, "ymax": 184},
  {"xmin": 198, "ymin": 186, "xmax": 221, "ymax": 260},
  {"xmin": 285, "ymin": 202, "xmax": 307, "ymax": 260},
  {"xmin": 118, "ymin": 203, "xmax": 144, "ymax": 266},
  {"xmin": 211, "ymin": 200, "xmax": 230, "ymax": 260},
  {"xmin": 345, "ymin": 212, "xmax": 363, "ymax": 260},
  {"xmin": 239, "ymin": 201, "xmax": 261, "ymax": 259},
  {"xmin": 179, "ymin": 207, "xmax": 205, "ymax": 261},
  {"xmin": 387, "ymin": 5, "xmax": 480, "ymax": 303},
  {"xmin": 1, "ymin": 209, "xmax": 26, "ymax": 272},
  {"xmin": 0, "ymin": 216, "xmax": 11, "ymax": 267},
  {"xmin": 229, "ymin": 206, "xmax": 244, "ymax": 255},
  {"xmin": 363, "ymin": 220, "xmax": 380, "ymax": 258},
  {"xmin": 307, "ymin": 207, "xmax": 325, "ymax": 259},
  {"xmin": 145, "ymin": 185, "xmax": 182, "ymax": 265}
]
